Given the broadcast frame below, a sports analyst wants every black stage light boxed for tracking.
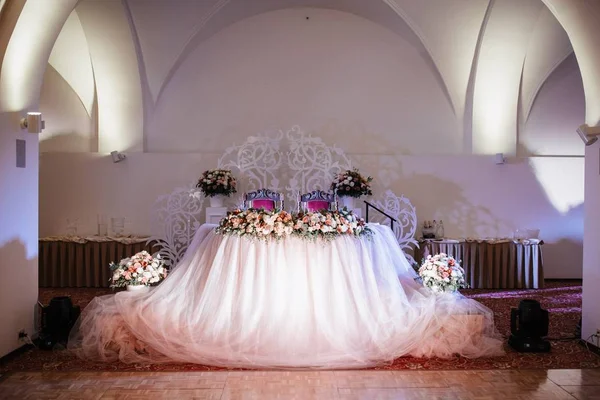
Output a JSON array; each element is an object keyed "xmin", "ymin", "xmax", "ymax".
[
  {"xmin": 37, "ymin": 296, "xmax": 80, "ymax": 350},
  {"xmin": 508, "ymin": 299, "xmax": 551, "ymax": 352}
]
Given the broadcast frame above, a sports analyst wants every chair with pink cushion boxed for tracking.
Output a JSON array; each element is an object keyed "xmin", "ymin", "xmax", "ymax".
[
  {"xmin": 243, "ymin": 189, "xmax": 284, "ymax": 211},
  {"xmin": 299, "ymin": 190, "xmax": 337, "ymax": 213}
]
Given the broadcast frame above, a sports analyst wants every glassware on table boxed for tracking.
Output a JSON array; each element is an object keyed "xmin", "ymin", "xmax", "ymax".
[
  {"xmin": 97, "ymin": 214, "xmax": 108, "ymax": 236},
  {"xmin": 513, "ymin": 229, "xmax": 527, "ymax": 240},
  {"xmin": 124, "ymin": 220, "xmax": 134, "ymax": 236},
  {"xmin": 526, "ymin": 228, "xmax": 540, "ymax": 239},
  {"xmin": 66, "ymin": 218, "xmax": 79, "ymax": 236},
  {"xmin": 97, "ymin": 223, "xmax": 108, "ymax": 236},
  {"xmin": 111, "ymin": 217, "xmax": 125, "ymax": 237}
]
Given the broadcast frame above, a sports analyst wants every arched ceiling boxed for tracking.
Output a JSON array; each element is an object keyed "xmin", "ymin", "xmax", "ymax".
[
  {"xmin": 541, "ymin": 0, "xmax": 600, "ymax": 125},
  {"xmin": 122, "ymin": 0, "xmax": 572, "ymax": 127},
  {"xmin": 35, "ymin": 0, "xmax": 584, "ymax": 154},
  {"xmin": 520, "ymin": 6, "xmax": 573, "ymax": 124},
  {"xmin": 127, "ymin": 0, "xmax": 452, "ymax": 109},
  {"xmin": 48, "ymin": 11, "xmax": 94, "ymax": 116}
]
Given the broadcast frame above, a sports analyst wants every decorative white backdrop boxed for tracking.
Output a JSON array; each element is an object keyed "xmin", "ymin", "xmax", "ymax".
[{"xmin": 148, "ymin": 126, "xmax": 418, "ymax": 266}]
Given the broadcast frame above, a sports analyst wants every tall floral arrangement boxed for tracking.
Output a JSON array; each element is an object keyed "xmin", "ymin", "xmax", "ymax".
[
  {"xmin": 330, "ymin": 168, "xmax": 373, "ymax": 198},
  {"xmin": 418, "ymin": 253, "xmax": 467, "ymax": 293},
  {"xmin": 196, "ymin": 169, "xmax": 237, "ymax": 197},
  {"xmin": 109, "ymin": 251, "xmax": 168, "ymax": 288}
]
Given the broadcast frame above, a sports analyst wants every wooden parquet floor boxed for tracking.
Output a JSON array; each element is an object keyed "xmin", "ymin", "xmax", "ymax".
[{"xmin": 1, "ymin": 369, "xmax": 600, "ymax": 399}]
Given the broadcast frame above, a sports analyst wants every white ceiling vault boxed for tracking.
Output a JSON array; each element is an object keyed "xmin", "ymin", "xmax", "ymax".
[
  {"xmin": 45, "ymin": 0, "xmax": 576, "ymax": 153},
  {"xmin": 126, "ymin": 0, "xmax": 572, "ymax": 120}
]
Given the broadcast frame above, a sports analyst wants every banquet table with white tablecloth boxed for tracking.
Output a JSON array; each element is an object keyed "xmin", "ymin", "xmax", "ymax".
[{"xmin": 68, "ymin": 223, "xmax": 504, "ymax": 369}]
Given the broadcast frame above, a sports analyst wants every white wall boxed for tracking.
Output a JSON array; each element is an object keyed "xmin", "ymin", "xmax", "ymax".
[
  {"xmin": 39, "ymin": 148, "xmax": 584, "ymax": 279},
  {"xmin": 0, "ymin": 114, "xmax": 39, "ymax": 358},
  {"xmin": 0, "ymin": 0, "xmax": 77, "ymax": 359}
]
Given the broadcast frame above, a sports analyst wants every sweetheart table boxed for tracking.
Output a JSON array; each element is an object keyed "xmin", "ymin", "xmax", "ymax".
[{"xmin": 69, "ymin": 222, "xmax": 503, "ymax": 368}]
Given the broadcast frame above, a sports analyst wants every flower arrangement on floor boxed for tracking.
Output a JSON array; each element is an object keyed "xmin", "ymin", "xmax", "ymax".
[
  {"xmin": 418, "ymin": 253, "xmax": 468, "ymax": 293},
  {"xmin": 330, "ymin": 168, "xmax": 373, "ymax": 198},
  {"xmin": 196, "ymin": 169, "xmax": 237, "ymax": 197},
  {"xmin": 215, "ymin": 208, "xmax": 371, "ymax": 240},
  {"xmin": 109, "ymin": 250, "xmax": 168, "ymax": 288}
]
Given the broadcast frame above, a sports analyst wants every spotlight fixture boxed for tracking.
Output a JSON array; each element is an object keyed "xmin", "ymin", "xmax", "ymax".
[
  {"xmin": 110, "ymin": 151, "xmax": 126, "ymax": 163},
  {"xmin": 508, "ymin": 299, "xmax": 550, "ymax": 353},
  {"xmin": 20, "ymin": 112, "xmax": 45, "ymax": 134},
  {"xmin": 576, "ymin": 124, "xmax": 600, "ymax": 146},
  {"xmin": 37, "ymin": 296, "xmax": 80, "ymax": 350}
]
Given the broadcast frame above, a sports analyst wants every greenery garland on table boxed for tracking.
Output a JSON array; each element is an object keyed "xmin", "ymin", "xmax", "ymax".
[{"xmin": 215, "ymin": 208, "xmax": 372, "ymax": 240}]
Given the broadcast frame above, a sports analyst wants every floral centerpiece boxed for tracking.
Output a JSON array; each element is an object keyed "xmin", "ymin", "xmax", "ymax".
[
  {"xmin": 196, "ymin": 169, "xmax": 237, "ymax": 198},
  {"xmin": 417, "ymin": 253, "xmax": 468, "ymax": 293},
  {"xmin": 109, "ymin": 250, "xmax": 168, "ymax": 289},
  {"xmin": 330, "ymin": 168, "xmax": 373, "ymax": 198},
  {"xmin": 293, "ymin": 208, "xmax": 371, "ymax": 240},
  {"xmin": 215, "ymin": 208, "xmax": 372, "ymax": 241},
  {"xmin": 216, "ymin": 208, "xmax": 295, "ymax": 240}
]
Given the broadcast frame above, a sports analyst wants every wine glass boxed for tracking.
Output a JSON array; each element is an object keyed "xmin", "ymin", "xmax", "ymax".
[{"xmin": 66, "ymin": 218, "xmax": 79, "ymax": 237}]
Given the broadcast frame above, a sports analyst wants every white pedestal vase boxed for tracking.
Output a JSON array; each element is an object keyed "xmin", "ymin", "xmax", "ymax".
[
  {"xmin": 339, "ymin": 196, "xmax": 356, "ymax": 210},
  {"xmin": 126, "ymin": 285, "xmax": 150, "ymax": 293},
  {"xmin": 209, "ymin": 196, "xmax": 225, "ymax": 207}
]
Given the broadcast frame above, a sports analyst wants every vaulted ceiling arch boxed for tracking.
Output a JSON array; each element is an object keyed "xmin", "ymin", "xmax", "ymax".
[{"xmin": 128, "ymin": 0, "xmax": 469, "ymax": 118}]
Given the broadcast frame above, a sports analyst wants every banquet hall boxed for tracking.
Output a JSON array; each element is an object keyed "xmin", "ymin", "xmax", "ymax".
[{"xmin": 1, "ymin": 0, "xmax": 600, "ymax": 398}]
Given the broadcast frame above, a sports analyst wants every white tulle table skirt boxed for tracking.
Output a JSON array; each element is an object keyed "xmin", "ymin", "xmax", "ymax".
[{"xmin": 68, "ymin": 224, "xmax": 504, "ymax": 368}]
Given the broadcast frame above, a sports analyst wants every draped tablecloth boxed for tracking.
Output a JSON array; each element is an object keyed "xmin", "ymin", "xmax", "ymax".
[
  {"xmin": 414, "ymin": 238, "xmax": 544, "ymax": 289},
  {"xmin": 68, "ymin": 223, "xmax": 504, "ymax": 368},
  {"xmin": 39, "ymin": 235, "xmax": 155, "ymax": 288}
]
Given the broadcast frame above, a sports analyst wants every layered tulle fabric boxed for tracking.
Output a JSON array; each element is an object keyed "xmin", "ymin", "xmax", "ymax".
[{"xmin": 68, "ymin": 224, "xmax": 504, "ymax": 368}]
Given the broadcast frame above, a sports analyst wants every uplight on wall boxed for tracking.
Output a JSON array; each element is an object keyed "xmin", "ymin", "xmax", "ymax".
[
  {"xmin": 20, "ymin": 112, "xmax": 45, "ymax": 134},
  {"xmin": 110, "ymin": 150, "xmax": 126, "ymax": 163},
  {"xmin": 576, "ymin": 124, "xmax": 600, "ymax": 146}
]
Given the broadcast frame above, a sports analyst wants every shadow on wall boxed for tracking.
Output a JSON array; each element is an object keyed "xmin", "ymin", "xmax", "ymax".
[
  {"xmin": 185, "ymin": 120, "xmax": 415, "ymax": 156},
  {"xmin": 363, "ymin": 157, "xmax": 505, "ymax": 237},
  {"xmin": 315, "ymin": 120, "xmax": 414, "ymax": 156},
  {"xmin": 355, "ymin": 153, "xmax": 583, "ymax": 278},
  {"xmin": 542, "ymin": 231, "xmax": 584, "ymax": 280},
  {"xmin": 0, "ymin": 239, "xmax": 39, "ymax": 357},
  {"xmin": 543, "ymin": 238, "xmax": 584, "ymax": 279}
]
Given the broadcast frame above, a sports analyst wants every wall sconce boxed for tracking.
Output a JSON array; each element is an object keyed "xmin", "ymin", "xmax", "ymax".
[
  {"xmin": 495, "ymin": 153, "xmax": 506, "ymax": 165},
  {"xmin": 576, "ymin": 124, "xmax": 600, "ymax": 146},
  {"xmin": 20, "ymin": 112, "xmax": 45, "ymax": 134},
  {"xmin": 110, "ymin": 151, "xmax": 126, "ymax": 163}
]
